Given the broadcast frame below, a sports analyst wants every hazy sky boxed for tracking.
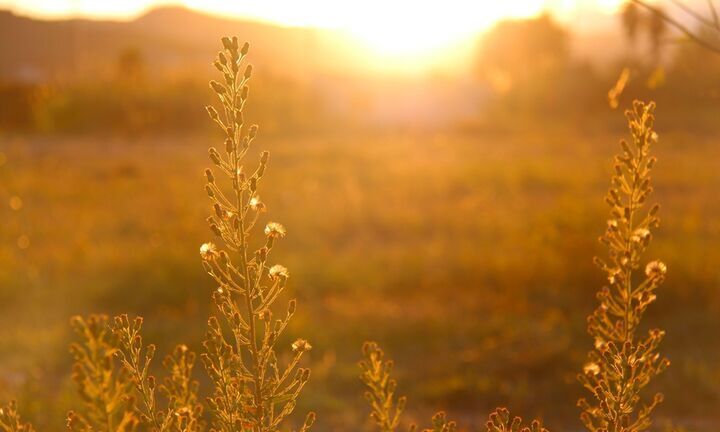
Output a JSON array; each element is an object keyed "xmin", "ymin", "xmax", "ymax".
[
  {"xmin": 0, "ymin": 0, "xmax": 625, "ymax": 25},
  {"xmin": 0, "ymin": 0, "xmax": 627, "ymax": 61}
]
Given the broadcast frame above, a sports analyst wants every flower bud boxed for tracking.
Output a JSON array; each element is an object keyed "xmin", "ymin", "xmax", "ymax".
[
  {"xmin": 225, "ymin": 138, "xmax": 234, "ymax": 153},
  {"xmin": 206, "ymin": 106, "xmax": 219, "ymax": 121},
  {"xmin": 221, "ymin": 37, "xmax": 232, "ymax": 50},
  {"xmin": 209, "ymin": 80, "xmax": 225, "ymax": 95},
  {"xmin": 209, "ymin": 148, "xmax": 222, "ymax": 166}
]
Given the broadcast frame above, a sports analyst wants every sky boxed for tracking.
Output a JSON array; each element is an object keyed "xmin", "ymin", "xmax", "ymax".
[
  {"xmin": 0, "ymin": 0, "xmax": 628, "ymax": 65},
  {"xmin": 0, "ymin": 1, "xmax": 626, "ymax": 27}
]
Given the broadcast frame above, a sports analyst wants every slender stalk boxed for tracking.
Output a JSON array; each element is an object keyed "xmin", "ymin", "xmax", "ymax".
[
  {"xmin": 200, "ymin": 37, "xmax": 314, "ymax": 432},
  {"xmin": 578, "ymin": 101, "xmax": 670, "ymax": 432}
]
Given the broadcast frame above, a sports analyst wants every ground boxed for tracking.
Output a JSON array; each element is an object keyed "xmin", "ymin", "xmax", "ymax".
[{"xmin": 0, "ymin": 124, "xmax": 719, "ymax": 431}]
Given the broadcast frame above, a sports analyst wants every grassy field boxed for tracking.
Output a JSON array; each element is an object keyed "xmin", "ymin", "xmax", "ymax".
[{"xmin": 1, "ymin": 122, "xmax": 719, "ymax": 431}]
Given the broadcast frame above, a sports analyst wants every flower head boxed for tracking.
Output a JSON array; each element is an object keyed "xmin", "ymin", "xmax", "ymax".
[
  {"xmin": 583, "ymin": 362, "xmax": 600, "ymax": 376},
  {"xmin": 200, "ymin": 242, "xmax": 218, "ymax": 260},
  {"xmin": 631, "ymin": 228, "xmax": 651, "ymax": 243},
  {"xmin": 292, "ymin": 338, "xmax": 312, "ymax": 353},
  {"xmin": 250, "ymin": 196, "xmax": 266, "ymax": 213},
  {"xmin": 594, "ymin": 338, "xmax": 606, "ymax": 350},
  {"xmin": 645, "ymin": 260, "xmax": 667, "ymax": 279},
  {"xmin": 607, "ymin": 268, "xmax": 621, "ymax": 285},
  {"xmin": 269, "ymin": 264, "xmax": 289, "ymax": 280},
  {"xmin": 264, "ymin": 222, "xmax": 286, "ymax": 238}
]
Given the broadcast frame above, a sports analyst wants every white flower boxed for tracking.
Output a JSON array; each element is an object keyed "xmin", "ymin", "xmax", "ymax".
[
  {"xmin": 200, "ymin": 242, "xmax": 218, "ymax": 260},
  {"xmin": 631, "ymin": 228, "xmax": 651, "ymax": 243},
  {"xmin": 269, "ymin": 264, "xmax": 289, "ymax": 280},
  {"xmin": 583, "ymin": 362, "xmax": 600, "ymax": 375},
  {"xmin": 607, "ymin": 268, "xmax": 621, "ymax": 285},
  {"xmin": 594, "ymin": 338, "xmax": 606, "ymax": 350},
  {"xmin": 645, "ymin": 260, "xmax": 667, "ymax": 279},
  {"xmin": 292, "ymin": 339, "xmax": 312, "ymax": 353},
  {"xmin": 264, "ymin": 222, "xmax": 286, "ymax": 238},
  {"xmin": 250, "ymin": 196, "xmax": 266, "ymax": 212}
]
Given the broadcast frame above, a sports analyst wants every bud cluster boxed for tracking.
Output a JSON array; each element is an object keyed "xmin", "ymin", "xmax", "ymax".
[
  {"xmin": 579, "ymin": 101, "xmax": 670, "ymax": 432},
  {"xmin": 359, "ymin": 342, "xmax": 409, "ymax": 432},
  {"xmin": 200, "ymin": 36, "xmax": 313, "ymax": 432}
]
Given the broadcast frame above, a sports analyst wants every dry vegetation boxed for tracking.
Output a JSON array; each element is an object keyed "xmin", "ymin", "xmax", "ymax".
[{"xmin": 0, "ymin": 37, "xmax": 719, "ymax": 432}]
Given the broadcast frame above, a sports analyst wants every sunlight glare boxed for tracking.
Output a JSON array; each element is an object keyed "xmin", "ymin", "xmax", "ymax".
[{"xmin": 2, "ymin": 0, "xmax": 627, "ymax": 66}]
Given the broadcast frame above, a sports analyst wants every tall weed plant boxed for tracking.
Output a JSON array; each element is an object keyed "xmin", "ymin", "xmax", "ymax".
[{"xmin": 0, "ymin": 39, "xmax": 671, "ymax": 432}]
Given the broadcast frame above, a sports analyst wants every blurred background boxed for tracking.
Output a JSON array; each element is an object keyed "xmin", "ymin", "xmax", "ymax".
[{"xmin": 0, "ymin": 1, "xmax": 719, "ymax": 430}]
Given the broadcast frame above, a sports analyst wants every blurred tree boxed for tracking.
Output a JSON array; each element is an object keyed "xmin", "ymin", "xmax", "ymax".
[
  {"xmin": 116, "ymin": 47, "xmax": 145, "ymax": 83},
  {"xmin": 648, "ymin": 7, "xmax": 668, "ymax": 63},
  {"xmin": 621, "ymin": 2, "xmax": 642, "ymax": 54},
  {"xmin": 477, "ymin": 14, "xmax": 569, "ymax": 93}
]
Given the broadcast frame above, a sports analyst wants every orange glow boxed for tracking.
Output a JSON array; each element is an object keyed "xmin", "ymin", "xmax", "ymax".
[{"xmin": 0, "ymin": 0, "xmax": 627, "ymax": 68}]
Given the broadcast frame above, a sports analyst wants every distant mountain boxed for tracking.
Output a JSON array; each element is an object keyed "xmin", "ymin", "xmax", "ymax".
[
  {"xmin": 0, "ymin": 6, "xmax": 342, "ymax": 82},
  {"xmin": 0, "ymin": 3, "xmax": 704, "ymax": 83}
]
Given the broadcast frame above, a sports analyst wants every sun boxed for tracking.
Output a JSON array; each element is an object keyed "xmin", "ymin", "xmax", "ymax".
[{"xmin": 341, "ymin": 1, "xmax": 546, "ymax": 57}]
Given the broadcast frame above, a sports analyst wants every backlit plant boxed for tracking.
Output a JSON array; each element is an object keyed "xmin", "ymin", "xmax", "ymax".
[
  {"xmin": 0, "ymin": 38, "xmax": 674, "ymax": 432},
  {"xmin": 199, "ymin": 36, "xmax": 314, "ymax": 432},
  {"xmin": 1, "ymin": 37, "xmax": 313, "ymax": 432},
  {"xmin": 578, "ymin": 101, "xmax": 669, "ymax": 432},
  {"xmin": 358, "ymin": 102, "xmax": 669, "ymax": 432}
]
